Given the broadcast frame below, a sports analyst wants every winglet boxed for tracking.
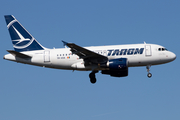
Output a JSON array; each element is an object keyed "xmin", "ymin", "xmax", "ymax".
[{"xmin": 62, "ymin": 40, "xmax": 68, "ymax": 47}]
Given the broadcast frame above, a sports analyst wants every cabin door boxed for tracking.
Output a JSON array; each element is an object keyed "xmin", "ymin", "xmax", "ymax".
[
  {"xmin": 145, "ymin": 45, "xmax": 152, "ymax": 56},
  {"xmin": 44, "ymin": 50, "xmax": 50, "ymax": 62}
]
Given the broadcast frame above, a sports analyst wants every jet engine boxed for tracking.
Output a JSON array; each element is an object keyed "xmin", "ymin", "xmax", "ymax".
[{"xmin": 102, "ymin": 58, "xmax": 128, "ymax": 77}]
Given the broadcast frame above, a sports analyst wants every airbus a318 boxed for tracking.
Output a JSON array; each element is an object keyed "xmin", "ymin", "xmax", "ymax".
[{"xmin": 3, "ymin": 15, "xmax": 176, "ymax": 84}]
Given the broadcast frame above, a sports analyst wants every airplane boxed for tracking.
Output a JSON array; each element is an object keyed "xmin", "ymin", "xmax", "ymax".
[{"xmin": 3, "ymin": 15, "xmax": 176, "ymax": 84}]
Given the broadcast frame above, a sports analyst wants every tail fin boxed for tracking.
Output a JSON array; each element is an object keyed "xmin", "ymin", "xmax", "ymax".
[{"xmin": 4, "ymin": 15, "xmax": 45, "ymax": 52}]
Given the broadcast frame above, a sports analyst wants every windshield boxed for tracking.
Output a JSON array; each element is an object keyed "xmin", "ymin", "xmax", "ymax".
[{"xmin": 158, "ymin": 48, "xmax": 168, "ymax": 51}]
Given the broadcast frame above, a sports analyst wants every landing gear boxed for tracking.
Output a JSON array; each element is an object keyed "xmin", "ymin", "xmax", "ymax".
[
  {"xmin": 146, "ymin": 65, "xmax": 152, "ymax": 78},
  {"xmin": 89, "ymin": 71, "xmax": 98, "ymax": 84},
  {"xmin": 147, "ymin": 73, "xmax": 152, "ymax": 78}
]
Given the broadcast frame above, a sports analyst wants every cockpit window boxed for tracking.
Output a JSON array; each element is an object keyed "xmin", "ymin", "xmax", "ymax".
[
  {"xmin": 158, "ymin": 48, "xmax": 168, "ymax": 51},
  {"xmin": 163, "ymin": 48, "xmax": 168, "ymax": 51}
]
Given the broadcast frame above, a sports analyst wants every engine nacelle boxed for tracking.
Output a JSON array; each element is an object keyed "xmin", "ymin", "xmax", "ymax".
[
  {"xmin": 107, "ymin": 58, "xmax": 128, "ymax": 70},
  {"xmin": 102, "ymin": 58, "xmax": 128, "ymax": 77}
]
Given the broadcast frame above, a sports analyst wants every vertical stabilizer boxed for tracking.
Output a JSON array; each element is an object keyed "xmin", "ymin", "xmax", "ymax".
[{"xmin": 4, "ymin": 15, "xmax": 45, "ymax": 52}]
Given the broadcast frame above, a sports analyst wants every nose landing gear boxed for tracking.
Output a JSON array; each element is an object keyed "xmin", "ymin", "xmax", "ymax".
[
  {"xmin": 147, "ymin": 73, "xmax": 152, "ymax": 78},
  {"xmin": 146, "ymin": 65, "xmax": 152, "ymax": 78}
]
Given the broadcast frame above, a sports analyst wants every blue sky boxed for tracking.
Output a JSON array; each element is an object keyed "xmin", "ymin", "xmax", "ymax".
[{"xmin": 0, "ymin": 0, "xmax": 179, "ymax": 120}]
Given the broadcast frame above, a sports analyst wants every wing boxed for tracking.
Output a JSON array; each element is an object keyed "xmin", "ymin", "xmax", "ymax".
[{"xmin": 62, "ymin": 41, "xmax": 108, "ymax": 64}]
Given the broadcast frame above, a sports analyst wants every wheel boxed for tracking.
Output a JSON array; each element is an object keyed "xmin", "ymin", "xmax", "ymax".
[
  {"xmin": 89, "ymin": 72, "xmax": 96, "ymax": 84},
  {"xmin": 90, "ymin": 78, "xmax": 96, "ymax": 84},
  {"xmin": 147, "ymin": 73, "xmax": 152, "ymax": 78}
]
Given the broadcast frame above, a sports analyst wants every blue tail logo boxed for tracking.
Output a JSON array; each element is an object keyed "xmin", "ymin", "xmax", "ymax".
[{"xmin": 4, "ymin": 15, "xmax": 44, "ymax": 52}]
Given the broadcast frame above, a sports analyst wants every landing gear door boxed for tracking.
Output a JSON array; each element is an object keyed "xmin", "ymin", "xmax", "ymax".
[
  {"xmin": 145, "ymin": 45, "xmax": 152, "ymax": 56},
  {"xmin": 44, "ymin": 50, "xmax": 50, "ymax": 62}
]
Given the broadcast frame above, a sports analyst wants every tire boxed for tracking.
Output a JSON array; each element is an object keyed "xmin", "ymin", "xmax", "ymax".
[
  {"xmin": 89, "ymin": 73, "xmax": 96, "ymax": 84},
  {"xmin": 90, "ymin": 78, "xmax": 96, "ymax": 84},
  {"xmin": 147, "ymin": 73, "xmax": 152, "ymax": 78}
]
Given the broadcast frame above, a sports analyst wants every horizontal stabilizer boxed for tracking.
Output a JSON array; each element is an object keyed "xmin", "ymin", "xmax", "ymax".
[{"xmin": 7, "ymin": 50, "xmax": 32, "ymax": 58}]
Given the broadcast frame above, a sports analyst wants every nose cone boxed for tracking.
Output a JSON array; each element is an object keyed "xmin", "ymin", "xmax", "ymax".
[{"xmin": 170, "ymin": 52, "xmax": 176, "ymax": 61}]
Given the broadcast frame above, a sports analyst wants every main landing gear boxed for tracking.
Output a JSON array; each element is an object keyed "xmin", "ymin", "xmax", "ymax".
[
  {"xmin": 89, "ymin": 71, "xmax": 98, "ymax": 84},
  {"xmin": 146, "ymin": 65, "xmax": 152, "ymax": 78}
]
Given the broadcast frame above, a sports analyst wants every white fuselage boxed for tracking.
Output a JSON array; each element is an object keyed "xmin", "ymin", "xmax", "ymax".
[{"xmin": 4, "ymin": 43, "xmax": 176, "ymax": 71}]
